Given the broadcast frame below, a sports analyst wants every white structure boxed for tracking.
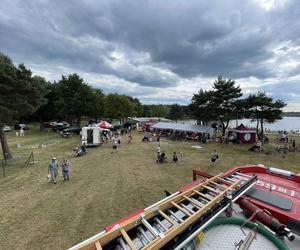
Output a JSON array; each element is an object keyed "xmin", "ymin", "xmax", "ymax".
[
  {"xmin": 81, "ymin": 126, "xmax": 110, "ymax": 146},
  {"xmin": 151, "ymin": 122, "xmax": 214, "ymax": 137}
]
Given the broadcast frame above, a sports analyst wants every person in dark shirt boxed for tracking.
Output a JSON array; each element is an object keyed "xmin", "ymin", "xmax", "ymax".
[
  {"xmin": 172, "ymin": 152, "xmax": 178, "ymax": 163},
  {"xmin": 211, "ymin": 149, "xmax": 218, "ymax": 165},
  {"xmin": 159, "ymin": 151, "xmax": 166, "ymax": 163}
]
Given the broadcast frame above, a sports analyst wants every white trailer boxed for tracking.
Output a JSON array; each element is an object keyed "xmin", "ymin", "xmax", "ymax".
[{"xmin": 81, "ymin": 126, "xmax": 110, "ymax": 146}]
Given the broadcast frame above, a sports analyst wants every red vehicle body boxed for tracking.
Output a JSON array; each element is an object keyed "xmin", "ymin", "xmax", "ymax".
[{"xmin": 193, "ymin": 164, "xmax": 300, "ymax": 235}]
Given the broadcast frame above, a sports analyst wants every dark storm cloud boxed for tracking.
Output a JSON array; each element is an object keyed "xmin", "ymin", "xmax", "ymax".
[{"xmin": 0, "ymin": 0, "xmax": 300, "ymax": 104}]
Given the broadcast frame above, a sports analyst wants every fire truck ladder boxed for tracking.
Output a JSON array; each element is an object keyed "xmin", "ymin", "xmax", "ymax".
[{"xmin": 69, "ymin": 171, "xmax": 257, "ymax": 250}]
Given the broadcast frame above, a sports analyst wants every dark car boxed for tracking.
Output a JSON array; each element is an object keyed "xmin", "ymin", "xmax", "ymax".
[
  {"xmin": 62, "ymin": 126, "xmax": 81, "ymax": 135},
  {"xmin": 14, "ymin": 123, "xmax": 29, "ymax": 130}
]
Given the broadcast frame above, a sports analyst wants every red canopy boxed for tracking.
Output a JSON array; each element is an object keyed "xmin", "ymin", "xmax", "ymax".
[
  {"xmin": 98, "ymin": 121, "xmax": 113, "ymax": 129},
  {"xmin": 229, "ymin": 123, "xmax": 256, "ymax": 144}
]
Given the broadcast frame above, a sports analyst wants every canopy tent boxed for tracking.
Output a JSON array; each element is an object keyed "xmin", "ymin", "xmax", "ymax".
[
  {"xmin": 151, "ymin": 122, "xmax": 213, "ymax": 136},
  {"xmin": 98, "ymin": 121, "xmax": 113, "ymax": 129},
  {"xmin": 228, "ymin": 124, "xmax": 256, "ymax": 144},
  {"xmin": 129, "ymin": 117, "xmax": 172, "ymax": 123}
]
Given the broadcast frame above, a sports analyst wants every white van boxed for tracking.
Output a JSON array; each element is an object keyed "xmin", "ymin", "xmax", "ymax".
[{"xmin": 81, "ymin": 126, "xmax": 110, "ymax": 146}]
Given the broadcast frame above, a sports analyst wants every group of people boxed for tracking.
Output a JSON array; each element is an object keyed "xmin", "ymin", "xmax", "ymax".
[
  {"xmin": 248, "ymin": 140, "xmax": 263, "ymax": 152},
  {"xmin": 111, "ymin": 131, "xmax": 133, "ymax": 153},
  {"xmin": 16, "ymin": 128, "xmax": 25, "ymax": 137},
  {"xmin": 151, "ymin": 129, "xmax": 211, "ymax": 142},
  {"xmin": 156, "ymin": 143, "xmax": 179, "ymax": 164},
  {"xmin": 48, "ymin": 157, "xmax": 70, "ymax": 184}
]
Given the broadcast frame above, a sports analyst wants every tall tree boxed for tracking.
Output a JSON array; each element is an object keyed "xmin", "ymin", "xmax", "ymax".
[
  {"xmin": 190, "ymin": 89, "xmax": 216, "ymax": 124},
  {"xmin": 104, "ymin": 94, "xmax": 135, "ymax": 121},
  {"xmin": 57, "ymin": 74, "xmax": 94, "ymax": 125},
  {"xmin": 190, "ymin": 76, "xmax": 242, "ymax": 134},
  {"xmin": 0, "ymin": 53, "xmax": 44, "ymax": 159},
  {"xmin": 168, "ymin": 104, "xmax": 183, "ymax": 122},
  {"xmin": 127, "ymin": 96, "xmax": 144, "ymax": 117},
  {"xmin": 245, "ymin": 92, "xmax": 286, "ymax": 141},
  {"xmin": 88, "ymin": 89, "xmax": 105, "ymax": 122},
  {"xmin": 32, "ymin": 76, "xmax": 54, "ymax": 130},
  {"xmin": 142, "ymin": 104, "xmax": 169, "ymax": 117},
  {"xmin": 212, "ymin": 76, "xmax": 242, "ymax": 135}
]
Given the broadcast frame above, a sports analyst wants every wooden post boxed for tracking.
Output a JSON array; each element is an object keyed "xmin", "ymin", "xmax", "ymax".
[
  {"xmin": 31, "ymin": 150, "xmax": 34, "ymax": 164},
  {"xmin": 2, "ymin": 159, "xmax": 5, "ymax": 177}
]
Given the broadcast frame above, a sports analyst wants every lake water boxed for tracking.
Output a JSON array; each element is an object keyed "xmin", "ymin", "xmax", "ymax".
[{"xmin": 179, "ymin": 117, "xmax": 300, "ymax": 131}]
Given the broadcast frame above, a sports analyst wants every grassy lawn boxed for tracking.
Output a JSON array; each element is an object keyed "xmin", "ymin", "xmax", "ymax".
[{"xmin": 1, "ymin": 125, "xmax": 300, "ymax": 250}]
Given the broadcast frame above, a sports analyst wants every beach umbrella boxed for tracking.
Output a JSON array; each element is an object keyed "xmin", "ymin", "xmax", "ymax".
[{"xmin": 99, "ymin": 121, "xmax": 113, "ymax": 129}]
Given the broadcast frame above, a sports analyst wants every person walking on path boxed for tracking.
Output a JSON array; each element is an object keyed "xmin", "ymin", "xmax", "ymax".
[
  {"xmin": 210, "ymin": 149, "xmax": 219, "ymax": 166},
  {"xmin": 61, "ymin": 158, "xmax": 70, "ymax": 181},
  {"xmin": 48, "ymin": 157, "xmax": 58, "ymax": 184}
]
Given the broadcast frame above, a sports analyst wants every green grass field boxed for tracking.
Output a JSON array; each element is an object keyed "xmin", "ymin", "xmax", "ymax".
[{"xmin": 1, "ymin": 125, "xmax": 299, "ymax": 250}]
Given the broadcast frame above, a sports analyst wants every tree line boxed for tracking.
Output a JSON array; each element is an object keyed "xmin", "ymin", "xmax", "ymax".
[
  {"xmin": 0, "ymin": 52, "xmax": 286, "ymax": 159},
  {"xmin": 189, "ymin": 76, "xmax": 286, "ymax": 140}
]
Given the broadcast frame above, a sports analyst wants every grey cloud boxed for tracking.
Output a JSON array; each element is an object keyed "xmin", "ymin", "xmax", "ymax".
[{"xmin": 0, "ymin": 0, "xmax": 300, "ymax": 104}]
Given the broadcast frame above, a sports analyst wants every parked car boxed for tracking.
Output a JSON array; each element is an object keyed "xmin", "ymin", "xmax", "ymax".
[
  {"xmin": 62, "ymin": 126, "xmax": 81, "ymax": 135},
  {"xmin": 14, "ymin": 123, "xmax": 29, "ymax": 130},
  {"xmin": 3, "ymin": 125, "xmax": 12, "ymax": 132},
  {"xmin": 52, "ymin": 122, "xmax": 70, "ymax": 132},
  {"xmin": 52, "ymin": 124, "xmax": 69, "ymax": 132}
]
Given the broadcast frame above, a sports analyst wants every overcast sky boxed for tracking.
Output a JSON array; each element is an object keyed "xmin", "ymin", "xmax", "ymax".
[{"xmin": 1, "ymin": 0, "xmax": 300, "ymax": 110}]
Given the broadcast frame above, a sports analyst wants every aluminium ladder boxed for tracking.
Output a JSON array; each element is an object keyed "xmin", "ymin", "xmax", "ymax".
[{"xmin": 69, "ymin": 171, "xmax": 257, "ymax": 250}]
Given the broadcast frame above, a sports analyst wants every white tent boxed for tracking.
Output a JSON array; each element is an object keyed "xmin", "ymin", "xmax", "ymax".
[{"xmin": 151, "ymin": 122, "xmax": 213, "ymax": 136}]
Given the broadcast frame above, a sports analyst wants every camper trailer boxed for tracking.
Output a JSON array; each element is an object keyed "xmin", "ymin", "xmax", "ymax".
[{"xmin": 81, "ymin": 126, "xmax": 110, "ymax": 146}]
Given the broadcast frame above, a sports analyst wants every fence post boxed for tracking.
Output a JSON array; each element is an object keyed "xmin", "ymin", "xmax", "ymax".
[
  {"xmin": 2, "ymin": 159, "xmax": 5, "ymax": 177},
  {"xmin": 31, "ymin": 150, "xmax": 34, "ymax": 165}
]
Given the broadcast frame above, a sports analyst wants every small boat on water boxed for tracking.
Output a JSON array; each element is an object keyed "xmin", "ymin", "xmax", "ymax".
[{"xmin": 69, "ymin": 165, "xmax": 300, "ymax": 250}]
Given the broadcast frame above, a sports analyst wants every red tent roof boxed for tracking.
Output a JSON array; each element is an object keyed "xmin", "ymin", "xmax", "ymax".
[{"xmin": 235, "ymin": 123, "xmax": 255, "ymax": 131}]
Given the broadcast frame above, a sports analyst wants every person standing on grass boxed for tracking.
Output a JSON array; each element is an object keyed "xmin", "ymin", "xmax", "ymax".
[
  {"xmin": 61, "ymin": 158, "xmax": 70, "ymax": 181},
  {"xmin": 210, "ymin": 149, "xmax": 219, "ymax": 166},
  {"xmin": 118, "ymin": 134, "xmax": 121, "ymax": 146},
  {"xmin": 128, "ymin": 132, "xmax": 132, "ymax": 144},
  {"xmin": 172, "ymin": 152, "xmax": 178, "ymax": 163},
  {"xmin": 112, "ymin": 135, "xmax": 118, "ymax": 153},
  {"xmin": 48, "ymin": 157, "xmax": 58, "ymax": 184},
  {"xmin": 20, "ymin": 127, "xmax": 24, "ymax": 137}
]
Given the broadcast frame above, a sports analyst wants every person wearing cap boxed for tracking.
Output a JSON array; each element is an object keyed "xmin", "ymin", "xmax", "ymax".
[{"xmin": 48, "ymin": 157, "xmax": 58, "ymax": 184}]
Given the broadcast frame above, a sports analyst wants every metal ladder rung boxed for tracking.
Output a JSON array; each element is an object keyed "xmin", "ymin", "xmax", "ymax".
[
  {"xmin": 118, "ymin": 237, "xmax": 129, "ymax": 250},
  {"xmin": 227, "ymin": 176, "xmax": 241, "ymax": 182},
  {"xmin": 138, "ymin": 227, "xmax": 151, "ymax": 243},
  {"xmin": 120, "ymin": 228, "xmax": 137, "ymax": 250},
  {"xmin": 193, "ymin": 190, "xmax": 214, "ymax": 201},
  {"xmin": 232, "ymin": 174, "xmax": 248, "ymax": 181},
  {"xmin": 171, "ymin": 201, "xmax": 192, "ymax": 216},
  {"xmin": 154, "ymin": 217, "xmax": 168, "ymax": 231},
  {"xmin": 137, "ymin": 233, "xmax": 147, "ymax": 247},
  {"xmin": 210, "ymin": 181, "xmax": 230, "ymax": 190},
  {"xmin": 141, "ymin": 214, "xmax": 165, "ymax": 239},
  {"xmin": 219, "ymin": 177, "xmax": 236, "ymax": 184},
  {"xmin": 183, "ymin": 195, "xmax": 204, "ymax": 208},
  {"xmin": 180, "ymin": 203, "xmax": 196, "ymax": 214},
  {"xmin": 236, "ymin": 172, "xmax": 253, "ymax": 178},
  {"xmin": 95, "ymin": 241, "xmax": 102, "ymax": 250},
  {"xmin": 168, "ymin": 210, "xmax": 184, "ymax": 223},
  {"xmin": 157, "ymin": 209, "xmax": 178, "ymax": 227},
  {"xmin": 203, "ymin": 185, "xmax": 220, "ymax": 194}
]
